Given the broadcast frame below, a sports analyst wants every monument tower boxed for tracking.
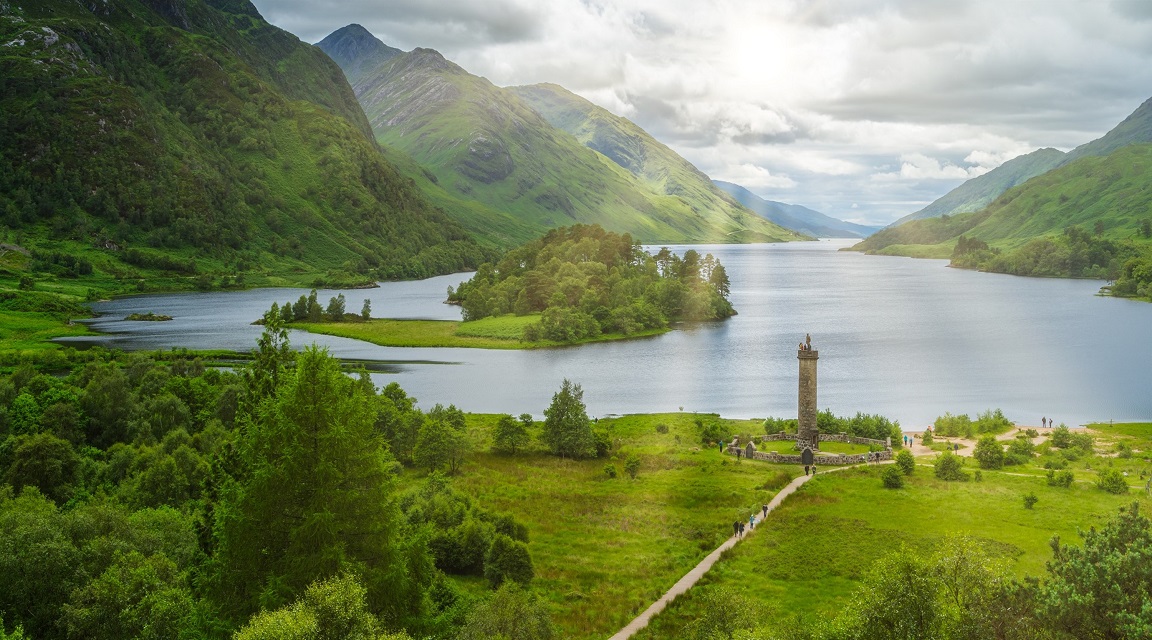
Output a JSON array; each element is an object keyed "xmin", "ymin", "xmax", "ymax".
[{"xmin": 797, "ymin": 334, "xmax": 819, "ymax": 451}]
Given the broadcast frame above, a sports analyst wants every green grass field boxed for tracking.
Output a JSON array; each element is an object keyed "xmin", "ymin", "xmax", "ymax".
[
  {"xmin": 415, "ymin": 415, "xmax": 1152, "ymax": 640},
  {"xmin": 631, "ymin": 423, "xmax": 1152, "ymax": 639},
  {"xmin": 406, "ymin": 413, "xmax": 800, "ymax": 638},
  {"xmin": 296, "ymin": 314, "xmax": 668, "ymax": 349}
]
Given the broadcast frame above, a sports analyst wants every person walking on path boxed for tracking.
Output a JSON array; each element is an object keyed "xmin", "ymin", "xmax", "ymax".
[
  {"xmin": 762, "ymin": 504, "xmax": 768, "ymax": 519},
  {"xmin": 749, "ymin": 514, "xmax": 755, "ymax": 530},
  {"xmin": 732, "ymin": 520, "xmax": 740, "ymax": 538}
]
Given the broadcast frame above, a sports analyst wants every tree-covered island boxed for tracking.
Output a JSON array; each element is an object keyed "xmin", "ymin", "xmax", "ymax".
[{"xmin": 289, "ymin": 224, "xmax": 737, "ymax": 348}]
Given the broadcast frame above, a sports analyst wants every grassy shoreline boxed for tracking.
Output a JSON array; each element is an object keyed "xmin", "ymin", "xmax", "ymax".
[{"xmin": 294, "ymin": 314, "xmax": 669, "ymax": 349}]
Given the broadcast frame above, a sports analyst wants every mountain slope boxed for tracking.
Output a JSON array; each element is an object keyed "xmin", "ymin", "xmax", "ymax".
[
  {"xmin": 891, "ymin": 147, "xmax": 1066, "ymax": 226},
  {"xmin": 712, "ymin": 181, "xmax": 878, "ymax": 238},
  {"xmin": 1059, "ymin": 96, "xmax": 1152, "ymax": 165},
  {"xmin": 851, "ymin": 143, "xmax": 1152, "ymax": 256},
  {"xmin": 318, "ymin": 28, "xmax": 805, "ymax": 244},
  {"xmin": 316, "ymin": 23, "xmax": 401, "ymax": 85},
  {"xmin": 0, "ymin": 0, "xmax": 489, "ymax": 290}
]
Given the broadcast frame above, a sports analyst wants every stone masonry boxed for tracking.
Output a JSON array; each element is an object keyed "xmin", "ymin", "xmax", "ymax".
[{"xmin": 797, "ymin": 348, "xmax": 819, "ymax": 451}]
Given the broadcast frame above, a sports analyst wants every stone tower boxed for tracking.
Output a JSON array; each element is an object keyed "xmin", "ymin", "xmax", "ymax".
[{"xmin": 797, "ymin": 341, "xmax": 819, "ymax": 451}]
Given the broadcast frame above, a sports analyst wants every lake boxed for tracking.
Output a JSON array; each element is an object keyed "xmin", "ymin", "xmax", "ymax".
[{"xmin": 66, "ymin": 240, "xmax": 1152, "ymax": 428}]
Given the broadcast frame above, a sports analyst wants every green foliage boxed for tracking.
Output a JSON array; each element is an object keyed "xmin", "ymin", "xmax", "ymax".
[
  {"xmin": 1046, "ymin": 469, "xmax": 1075, "ymax": 488},
  {"xmin": 213, "ymin": 345, "xmax": 431, "ymax": 624},
  {"xmin": 881, "ymin": 465, "xmax": 905, "ymax": 489},
  {"xmin": 933, "ymin": 451, "xmax": 969, "ymax": 481},
  {"xmin": 973, "ymin": 434, "xmax": 1005, "ymax": 470},
  {"xmin": 624, "ymin": 454, "xmax": 641, "ymax": 480},
  {"xmin": 894, "ymin": 449, "xmax": 915, "ymax": 476},
  {"xmin": 1051, "ymin": 425, "xmax": 1072, "ymax": 448},
  {"xmin": 603, "ymin": 464, "xmax": 618, "ymax": 479},
  {"xmin": 1023, "ymin": 492, "xmax": 1038, "ymax": 509},
  {"xmin": 492, "ymin": 414, "xmax": 530, "ymax": 455},
  {"xmin": 1096, "ymin": 468, "xmax": 1129, "ymax": 494},
  {"xmin": 684, "ymin": 586, "xmax": 764, "ymax": 640},
  {"xmin": 1038, "ymin": 503, "xmax": 1152, "ymax": 638},
  {"xmin": 933, "ymin": 412, "xmax": 973, "ymax": 438},
  {"xmin": 451, "ymin": 225, "xmax": 736, "ymax": 342},
  {"xmin": 414, "ymin": 405, "xmax": 471, "ymax": 474},
  {"xmin": 812, "ymin": 409, "xmax": 901, "ymax": 443},
  {"xmin": 232, "ymin": 574, "xmax": 400, "ymax": 640},
  {"xmin": 3, "ymin": 432, "xmax": 79, "ymax": 503},
  {"xmin": 921, "ymin": 429, "xmax": 934, "ymax": 446},
  {"xmin": 541, "ymin": 379, "xmax": 595, "ymax": 459},
  {"xmin": 456, "ymin": 582, "xmax": 554, "ymax": 640},
  {"xmin": 484, "ymin": 534, "xmax": 534, "ymax": 588},
  {"xmin": 701, "ymin": 419, "xmax": 730, "ymax": 445}
]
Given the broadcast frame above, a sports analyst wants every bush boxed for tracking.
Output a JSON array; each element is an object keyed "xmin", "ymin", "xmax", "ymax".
[
  {"xmin": 1051, "ymin": 425, "xmax": 1072, "ymax": 448},
  {"xmin": 603, "ymin": 464, "xmax": 617, "ymax": 479},
  {"xmin": 1023, "ymin": 492, "xmax": 1038, "ymax": 509},
  {"xmin": 1070, "ymin": 432, "xmax": 1095, "ymax": 454},
  {"xmin": 1096, "ymin": 469, "xmax": 1129, "ymax": 495},
  {"xmin": 974, "ymin": 470, "xmax": 983, "ymax": 482},
  {"xmin": 895, "ymin": 449, "xmax": 915, "ymax": 475},
  {"xmin": 1116, "ymin": 441, "xmax": 1133, "ymax": 459},
  {"xmin": 1047, "ymin": 469, "xmax": 1075, "ymax": 487},
  {"xmin": 975, "ymin": 409, "xmax": 1013, "ymax": 434},
  {"xmin": 484, "ymin": 534, "xmax": 534, "ymax": 588},
  {"xmin": 882, "ymin": 465, "xmax": 905, "ymax": 489},
  {"xmin": 973, "ymin": 434, "xmax": 1005, "ymax": 470},
  {"xmin": 921, "ymin": 430, "xmax": 934, "ymax": 446},
  {"xmin": 655, "ymin": 423, "xmax": 669, "ymax": 434},
  {"xmin": 1007, "ymin": 435, "xmax": 1035, "ymax": 459},
  {"xmin": 934, "ymin": 450, "xmax": 968, "ymax": 481},
  {"xmin": 934, "ymin": 412, "xmax": 972, "ymax": 438},
  {"xmin": 1024, "ymin": 428, "xmax": 1039, "ymax": 438},
  {"xmin": 624, "ymin": 454, "xmax": 641, "ymax": 480},
  {"xmin": 1044, "ymin": 459, "xmax": 1068, "ymax": 470},
  {"xmin": 699, "ymin": 421, "xmax": 728, "ymax": 446}
]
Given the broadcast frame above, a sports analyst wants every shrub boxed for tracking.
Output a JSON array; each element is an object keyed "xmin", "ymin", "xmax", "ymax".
[
  {"xmin": 1047, "ymin": 469, "xmax": 1075, "ymax": 487},
  {"xmin": 975, "ymin": 409, "xmax": 1013, "ymax": 434},
  {"xmin": 603, "ymin": 464, "xmax": 617, "ymax": 479},
  {"xmin": 895, "ymin": 449, "xmax": 915, "ymax": 475},
  {"xmin": 1023, "ymin": 492, "xmax": 1038, "ymax": 509},
  {"xmin": 700, "ymin": 421, "xmax": 728, "ymax": 446},
  {"xmin": 1051, "ymin": 425, "xmax": 1072, "ymax": 448},
  {"xmin": 1007, "ymin": 436, "xmax": 1035, "ymax": 459},
  {"xmin": 974, "ymin": 470, "xmax": 983, "ymax": 482},
  {"xmin": 881, "ymin": 465, "xmax": 905, "ymax": 489},
  {"xmin": 1096, "ymin": 469, "xmax": 1129, "ymax": 495},
  {"xmin": 1044, "ymin": 459, "xmax": 1068, "ymax": 470},
  {"xmin": 934, "ymin": 412, "xmax": 972, "ymax": 438},
  {"xmin": 934, "ymin": 450, "xmax": 968, "ymax": 481},
  {"xmin": 973, "ymin": 434, "xmax": 1005, "ymax": 470},
  {"xmin": 624, "ymin": 454, "xmax": 641, "ymax": 480},
  {"xmin": 1116, "ymin": 441, "xmax": 1133, "ymax": 459},
  {"xmin": 1024, "ymin": 428, "xmax": 1039, "ymax": 438},
  {"xmin": 1070, "ymin": 432, "xmax": 1095, "ymax": 453},
  {"xmin": 655, "ymin": 423, "xmax": 669, "ymax": 434},
  {"xmin": 484, "ymin": 534, "xmax": 534, "ymax": 588},
  {"xmin": 921, "ymin": 430, "xmax": 934, "ymax": 446}
]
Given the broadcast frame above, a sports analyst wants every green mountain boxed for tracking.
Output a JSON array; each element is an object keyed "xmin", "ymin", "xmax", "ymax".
[
  {"xmin": 712, "ymin": 181, "xmax": 878, "ymax": 238},
  {"xmin": 0, "ymin": 0, "xmax": 490, "ymax": 293},
  {"xmin": 890, "ymin": 147, "xmax": 1066, "ymax": 226},
  {"xmin": 318, "ymin": 28, "xmax": 805, "ymax": 244},
  {"xmin": 315, "ymin": 23, "xmax": 401, "ymax": 85},
  {"xmin": 850, "ymin": 143, "xmax": 1152, "ymax": 257},
  {"xmin": 1059, "ymin": 96, "xmax": 1152, "ymax": 165}
]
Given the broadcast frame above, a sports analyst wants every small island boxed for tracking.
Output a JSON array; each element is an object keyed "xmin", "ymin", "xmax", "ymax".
[
  {"xmin": 125, "ymin": 312, "xmax": 174, "ymax": 321},
  {"xmin": 276, "ymin": 224, "xmax": 736, "ymax": 349}
]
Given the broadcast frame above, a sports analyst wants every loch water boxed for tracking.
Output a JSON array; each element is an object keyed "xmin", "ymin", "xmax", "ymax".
[{"xmin": 68, "ymin": 240, "xmax": 1152, "ymax": 428}]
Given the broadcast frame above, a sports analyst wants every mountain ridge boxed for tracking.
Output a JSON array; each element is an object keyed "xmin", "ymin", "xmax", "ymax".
[
  {"xmin": 318, "ymin": 26, "xmax": 807, "ymax": 244},
  {"xmin": 712, "ymin": 181, "xmax": 878, "ymax": 238}
]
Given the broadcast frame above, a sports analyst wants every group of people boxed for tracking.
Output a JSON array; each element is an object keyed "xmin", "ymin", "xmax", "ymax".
[
  {"xmin": 1042, "ymin": 417, "xmax": 1057, "ymax": 428},
  {"xmin": 733, "ymin": 505, "xmax": 771, "ymax": 538}
]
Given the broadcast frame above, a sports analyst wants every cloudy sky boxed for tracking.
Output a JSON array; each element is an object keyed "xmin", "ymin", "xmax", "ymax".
[{"xmin": 251, "ymin": 0, "xmax": 1152, "ymax": 226}]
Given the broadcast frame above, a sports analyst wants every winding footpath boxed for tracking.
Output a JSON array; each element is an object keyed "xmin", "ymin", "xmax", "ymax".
[{"xmin": 608, "ymin": 464, "xmax": 870, "ymax": 640}]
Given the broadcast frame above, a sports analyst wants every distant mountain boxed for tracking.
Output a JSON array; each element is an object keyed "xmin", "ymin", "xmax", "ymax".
[
  {"xmin": 712, "ymin": 181, "xmax": 878, "ymax": 238},
  {"xmin": 316, "ymin": 24, "xmax": 401, "ymax": 85},
  {"xmin": 850, "ymin": 143, "xmax": 1152, "ymax": 256},
  {"xmin": 318, "ymin": 27, "xmax": 805, "ymax": 244},
  {"xmin": 0, "ymin": 0, "xmax": 489, "ymax": 286},
  {"xmin": 891, "ymin": 148, "xmax": 1066, "ymax": 226},
  {"xmin": 889, "ymin": 97, "xmax": 1152, "ymax": 229}
]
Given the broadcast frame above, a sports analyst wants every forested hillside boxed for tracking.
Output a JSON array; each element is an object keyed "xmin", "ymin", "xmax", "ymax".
[
  {"xmin": 0, "ymin": 0, "xmax": 490, "ymax": 294},
  {"xmin": 850, "ymin": 144, "xmax": 1152, "ymax": 300},
  {"xmin": 319, "ymin": 26, "xmax": 805, "ymax": 245}
]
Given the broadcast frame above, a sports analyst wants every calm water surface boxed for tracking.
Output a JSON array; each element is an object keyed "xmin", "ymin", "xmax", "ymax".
[{"xmin": 68, "ymin": 240, "xmax": 1152, "ymax": 427}]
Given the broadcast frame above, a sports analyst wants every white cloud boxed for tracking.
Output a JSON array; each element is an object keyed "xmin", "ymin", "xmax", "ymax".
[{"xmin": 250, "ymin": 0, "xmax": 1152, "ymax": 225}]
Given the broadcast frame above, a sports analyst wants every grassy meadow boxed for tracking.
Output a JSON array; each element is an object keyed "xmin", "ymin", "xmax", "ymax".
[
  {"xmin": 413, "ymin": 415, "xmax": 1152, "ymax": 639},
  {"xmin": 630, "ymin": 422, "xmax": 1152, "ymax": 639},
  {"xmin": 296, "ymin": 314, "xmax": 668, "ymax": 349},
  {"xmin": 405, "ymin": 412, "xmax": 799, "ymax": 638}
]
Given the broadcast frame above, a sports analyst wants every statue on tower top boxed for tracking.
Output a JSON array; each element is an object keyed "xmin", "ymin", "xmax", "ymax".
[{"xmin": 805, "ymin": 333, "xmax": 812, "ymax": 350}]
